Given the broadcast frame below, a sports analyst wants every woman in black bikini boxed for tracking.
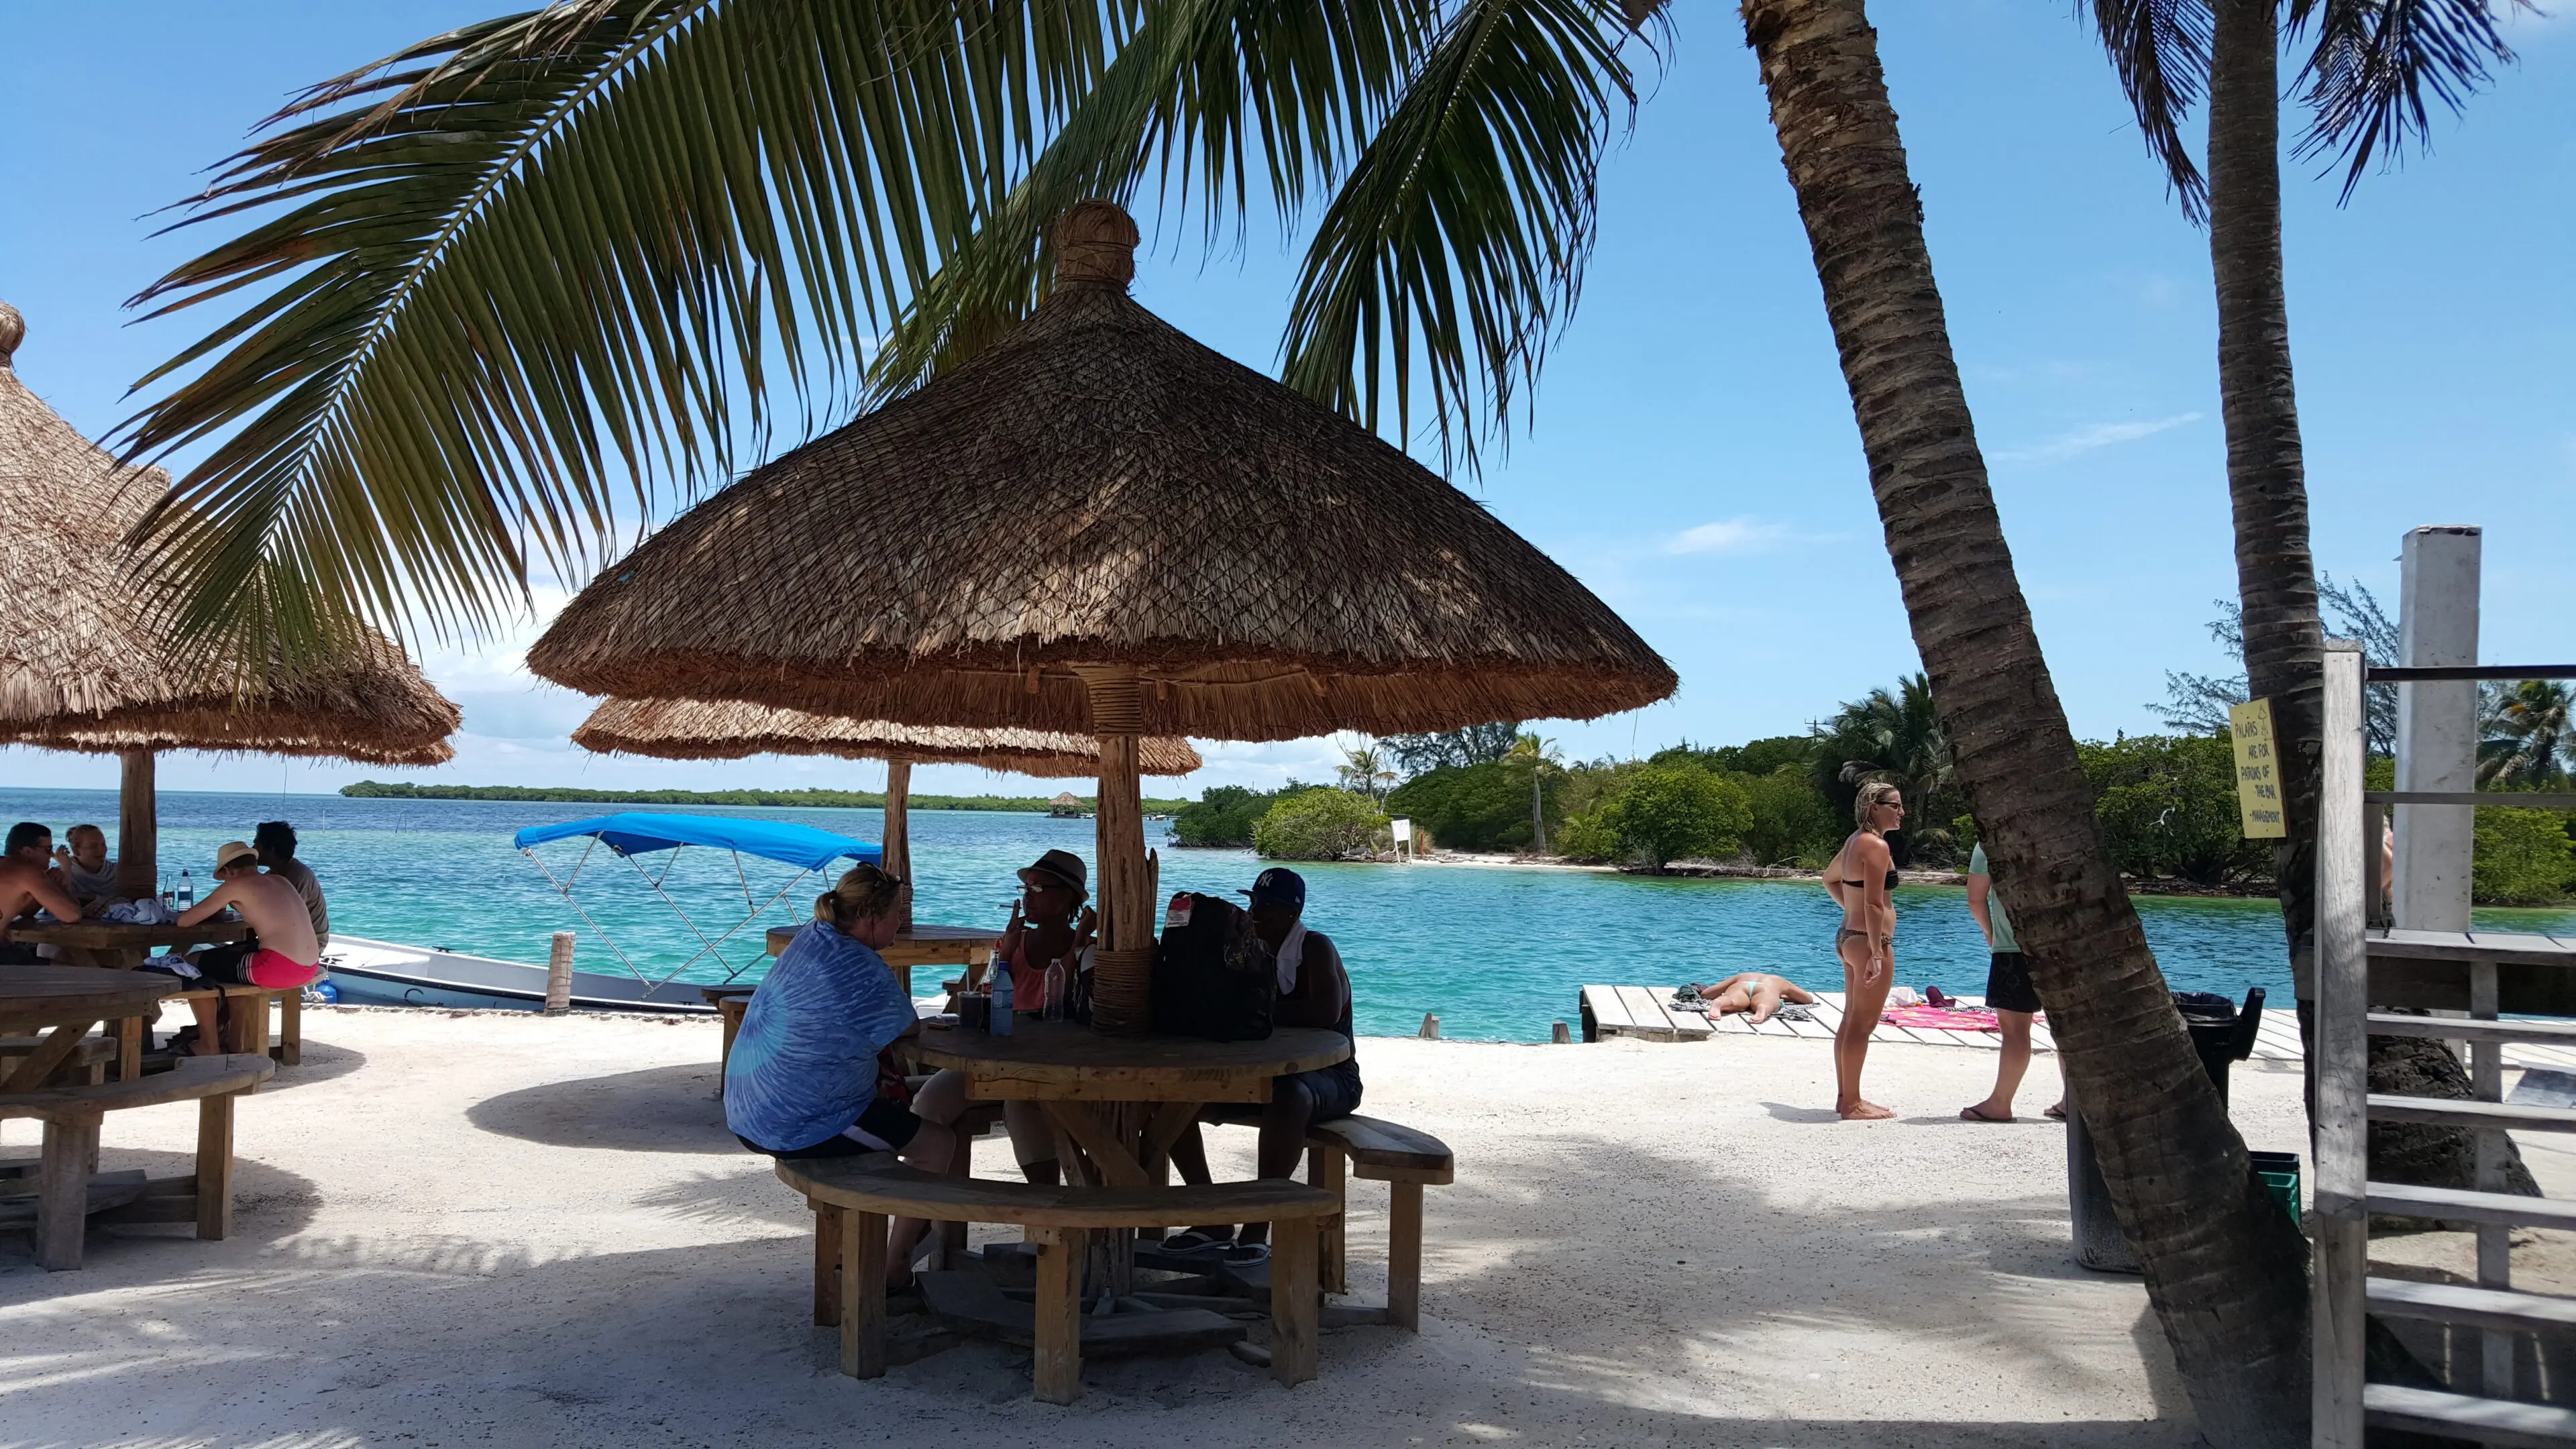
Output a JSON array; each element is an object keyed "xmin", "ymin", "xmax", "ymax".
[{"xmin": 1825, "ymin": 784, "xmax": 1902, "ymax": 1120}]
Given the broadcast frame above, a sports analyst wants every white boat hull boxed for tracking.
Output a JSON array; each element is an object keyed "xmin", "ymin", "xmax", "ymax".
[{"xmin": 322, "ymin": 935, "xmax": 726, "ymax": 1014}]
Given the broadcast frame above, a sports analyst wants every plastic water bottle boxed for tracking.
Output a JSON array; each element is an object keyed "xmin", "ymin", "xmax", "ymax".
[
  {"xmin": 1042, "ymin": 958, "xmax": 1066, "ymax": 1022},
  {"xmin": 989, "ymin": 960, "xmax": 1014, "ymax": 1036},
  {"xmin": 176, "ymin": 870, "xmax": 194, "ymax": 910}
]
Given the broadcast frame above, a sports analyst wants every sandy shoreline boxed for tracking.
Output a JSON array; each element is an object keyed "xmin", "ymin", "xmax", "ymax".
[{"xmin": 0, "ymin": 1002, "xmax": 2325, "ymax": 1446}]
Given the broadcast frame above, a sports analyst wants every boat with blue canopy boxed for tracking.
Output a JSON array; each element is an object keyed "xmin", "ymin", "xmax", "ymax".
[{"xmin": 326, "ymin": 813, "xmax": 879, "ymax": 1013}]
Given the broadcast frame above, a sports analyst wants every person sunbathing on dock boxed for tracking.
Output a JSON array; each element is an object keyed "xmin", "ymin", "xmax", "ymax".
[{"xmin": 1680, "ymin": 973, "xmax": 1817, "ymax": 1025}]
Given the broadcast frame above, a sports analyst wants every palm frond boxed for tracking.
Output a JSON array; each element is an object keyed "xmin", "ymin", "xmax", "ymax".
[
  {"xmin": 1279, "ymin": 0, "xmax": 1646, "ymax": 469},
  {"xmin": 865, "ymin": 0, "xmax": 1430, "ymax": 405},
  {"xmin": 115, "ymin": 0, "xmax": 1122, "ymax": 655},
  {"xmin": 2288, "ymin": 0, "xmax": 2525, "ymax": 203},
  {"xmin": 2074, "ymin": 0, "xmax": 2216, "ymax": 224}
]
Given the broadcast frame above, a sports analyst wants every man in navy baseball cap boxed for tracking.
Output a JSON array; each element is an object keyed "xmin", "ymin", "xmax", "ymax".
[
  {"xmin": 1165, "ymin": 863, "xmax": 1359, "ymax": 1265},
  {"xmin": 1238, "ymin": 867, "xmax": 1305, "ymax": 910}
]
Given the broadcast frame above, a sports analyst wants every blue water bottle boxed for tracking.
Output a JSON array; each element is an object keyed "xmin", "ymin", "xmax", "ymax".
[
  {"xmin": 989, "ymin": 959, "xmax": 1015, "ymax": 1037},
  {"xmin": 176, "ymin": 870, "xmax": 195, "ymax": 910}
]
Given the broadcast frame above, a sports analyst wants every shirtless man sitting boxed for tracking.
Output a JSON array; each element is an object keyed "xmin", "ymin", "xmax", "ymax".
[
  {"xmin": 1679, "ymin": 972, "xmax": 1817, "ymax": 1025},
  {"xmin": 166, "ymin": 841, "xmax": 322, "ymax": 1055},
  {"xmin": 0, "ymin": 822, "xmax": 87, "ymax": 964}
]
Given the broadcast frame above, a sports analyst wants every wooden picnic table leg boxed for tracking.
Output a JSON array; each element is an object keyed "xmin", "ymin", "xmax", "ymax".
[
  {"xmin": 1308, "ymin": 1143, "xmax": 1347, "ymax": 1296},
  {"xmin": 813, "ymin": 1202, "xmax": 843, "ymax": 1327},
  {"xmin": 841, "ymin": 1208, "xmax": 888, "ymax": 1379},
  {"xmin": 277, "ymin": 989, "xmax": 301, "ymax": 1065},
  {"xmin": 1387, "ymin": 1181, "xmax": 1424, "ymax": 1332},
  {"xmin": 117, "ymin": 1015, "xmax": 144, "ymax": 1081},
  {"xmin": 196, "ymin": 1090, "xmax": 237, "ymax": 1240},
  {"xmin": 36, "ymin": 1112, "xmax": 102, "ymax": 1271},
  {"xmin": 1269, "ymin": 1218, "xmax": 1320, "ymax": 1387},
  {"xmin": 2, "ymin": 1018, "xmax": 101, "ymax": 1094},
  {"xmin": 1030, "ymin": 1225, "xmax": 1085, "ymax": 1404}
]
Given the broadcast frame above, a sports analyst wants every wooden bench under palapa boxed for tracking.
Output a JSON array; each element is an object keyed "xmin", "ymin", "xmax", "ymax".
[
  {"xmin": 1201, "ymin": 1108, "xmax": 1454, "ymax": 1330},
  {"xmin": 1, "ymin": 1052, "xmax": 274, "ymax": 1270},
  {"xmin": 780, "ymin": 1152, "xmax": 1340, "ymax": 1403}
]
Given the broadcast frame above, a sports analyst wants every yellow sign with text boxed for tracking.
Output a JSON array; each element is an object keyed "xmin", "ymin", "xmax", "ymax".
[{"xmin": 2229, "ymin": 697, "xmax": 2287, "ymax": 839}]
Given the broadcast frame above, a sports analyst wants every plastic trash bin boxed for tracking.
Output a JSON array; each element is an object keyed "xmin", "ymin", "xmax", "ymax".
[{"xmin": 2068, "ymin": 986, "xmax": 2267, "ymax": 1272}]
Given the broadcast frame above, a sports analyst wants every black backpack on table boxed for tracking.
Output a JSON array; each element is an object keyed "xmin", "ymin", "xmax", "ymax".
[{"xmin": 1150, "ymin": 892, "xmax": 1277, "ymax": 1041}]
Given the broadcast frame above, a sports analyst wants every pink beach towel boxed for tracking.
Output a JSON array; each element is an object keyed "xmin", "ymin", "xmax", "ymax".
[{"xmin": 1880, "ymin": 1005, "xmax": 2002, "ymax": 1032}]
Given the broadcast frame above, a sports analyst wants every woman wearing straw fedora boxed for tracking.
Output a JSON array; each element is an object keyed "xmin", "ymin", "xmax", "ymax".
[{"xmin": 1826, "ymin": 784, "xmax": 1903, "ymax": 1120}]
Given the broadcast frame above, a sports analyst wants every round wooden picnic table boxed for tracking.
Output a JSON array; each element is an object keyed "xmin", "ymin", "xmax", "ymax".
[
  {"xmin": 910, "ymin": 1020, "xmax": 1348, "ymax": 1301},
  {"xmin": 0, "ymin": 965, "xmax": 176, "ymax": 1093}
]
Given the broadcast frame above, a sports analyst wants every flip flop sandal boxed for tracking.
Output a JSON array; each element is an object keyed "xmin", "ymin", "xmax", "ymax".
[
  {"xmin": 1221, "ymin": 1242, "xmax": 1271, "ymax": 1267},
  {"xmin": 1960, "ymin": 1105, "xmax": 2015, "ymax": 1124},
  {"xmin": 1161, "ymin": 1230, "xmax": 1232, "ymax": 1256},
  {"xmin": 2043, "ymin": 1103, "xmax": 2068, "ymax": 1121}
]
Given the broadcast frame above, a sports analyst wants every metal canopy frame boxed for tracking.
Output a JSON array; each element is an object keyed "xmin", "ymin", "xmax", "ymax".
[{"xmin": 521, "ymin": 836, "xmax": 818, "ymax": 997}]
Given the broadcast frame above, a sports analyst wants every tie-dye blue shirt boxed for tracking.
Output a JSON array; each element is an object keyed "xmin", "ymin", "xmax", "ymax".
[{"xmin": 724, "ymin": 921, "xmax": 918, "ymax": 1152}]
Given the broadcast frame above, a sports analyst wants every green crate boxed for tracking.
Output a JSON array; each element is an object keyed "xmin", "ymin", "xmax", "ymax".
[{"xmin": 2251, "ymin": 1150, "xmax": 2302, "ymax": 1227}]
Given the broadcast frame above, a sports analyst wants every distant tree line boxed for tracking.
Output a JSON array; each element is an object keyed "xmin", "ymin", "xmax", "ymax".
[
  {"xmin": 1177, "ymin": 665, "xmax": 2574, "ymax": 904},
  {"xmin": 341, "ymin": 781, "xmax": 1190, "ymax": 812}
]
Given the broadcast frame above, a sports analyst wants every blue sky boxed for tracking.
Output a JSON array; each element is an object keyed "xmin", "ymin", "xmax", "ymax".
[{"xmin": 3, "ymin": 1, "xmax": 2568, "ymax": 800}]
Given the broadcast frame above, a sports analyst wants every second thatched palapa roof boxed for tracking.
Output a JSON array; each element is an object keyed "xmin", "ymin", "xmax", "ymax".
[
  {"xmin": 573, "ymin": 697, "xmax": 1199, "ymax": 776},
  {"xmin": 529, "ymin": 204, "xmax": 1674, "ymax": 742},
  {"xmin": 0, "ymin": 301, "xmax": 458, "ymax": 762}
]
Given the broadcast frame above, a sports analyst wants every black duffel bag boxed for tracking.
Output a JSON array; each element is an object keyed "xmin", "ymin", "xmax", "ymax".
[{"xmin": 1150, "ymin": 892, "xmax": 1277, "ymax": 1041}]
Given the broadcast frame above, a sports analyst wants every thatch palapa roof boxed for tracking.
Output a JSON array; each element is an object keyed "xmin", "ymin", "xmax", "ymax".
[
  {"xmin": 528, "ymin": 205, "xmax": 1674, "ymax": 743},
  {"xmin": 572, "ymin": 697, "xmax": 1198, "ymax": 777},
  {"xmin": 0, "ymin": 301, "xmax": 458, "ymax": 761}
]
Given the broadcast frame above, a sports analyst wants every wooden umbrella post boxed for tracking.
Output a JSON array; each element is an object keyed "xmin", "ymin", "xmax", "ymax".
[
  {"xmin": 116, "ymin": 749, "xmax": 156, "ymax": 900},
  {"xmin": 881, "ymin": 758, "xmax": 914, "ymax": 931},
  {"xmin": 1077, "ymin": 666, "xmax": 1153, "ymax": 1035}
]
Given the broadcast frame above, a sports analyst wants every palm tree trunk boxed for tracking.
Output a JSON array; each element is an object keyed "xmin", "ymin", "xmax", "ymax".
[
  {"xmin": 2207, "ymin": 0, "xmax": 2515, "ymax": 1195},
  {"xmin": 1532, "ymin": 772, "xmax": 1548, "ymax": 853},
  {"xmin": 1740, "ymin": 2, "xmax": 2307, "ymax": 1440}
]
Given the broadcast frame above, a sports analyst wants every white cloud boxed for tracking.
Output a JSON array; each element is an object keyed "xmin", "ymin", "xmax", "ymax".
[
  {"xmin": 1664, "ymin": 517, "xmax": 1792, "ymax": 555},
  {"xmin": 1992, "ymin": 412, "xmax": 2203, "ymax": 466}
]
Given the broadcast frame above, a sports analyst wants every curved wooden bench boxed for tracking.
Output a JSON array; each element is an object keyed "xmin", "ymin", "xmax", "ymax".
[
  {"xmin": 1203, "ymin": 1108, "xmax": 1455, "ymax": 1330},
  {"xmin": 780, "ymin": 1153, "xmax": 1338, "ymax": 1401},
  {"xmin": 0, "ymin": 1053, "xmax": 274, "ymax": 1270}
]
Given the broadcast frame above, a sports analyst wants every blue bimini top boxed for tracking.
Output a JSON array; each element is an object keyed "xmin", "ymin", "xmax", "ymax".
[{"xmin": 512, "ymin": 812, "xmax": 882, "ymax": 871}]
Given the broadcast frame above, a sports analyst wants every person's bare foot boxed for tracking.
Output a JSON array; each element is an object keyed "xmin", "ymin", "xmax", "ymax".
[
  {"xmin": 188, "ymin": 1038, "xmax": 226, "ymax": 1057},
  {"xmin": 1837, "ymin": 1099, "xmax": 1894, "ymax": 1120},
  {"xmin": 1960, "ymin": 1102, "xmax": 2013, "ymax": 1123}
]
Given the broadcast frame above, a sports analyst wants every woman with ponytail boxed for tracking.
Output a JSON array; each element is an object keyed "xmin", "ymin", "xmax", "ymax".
[
  {"xmin": 1824, "ymin": 783, "xmax": 1904, "ymax": 1120},
  {"xmin": 726, "ymin": 863, "xmax": 954, "ymax": 1287}
]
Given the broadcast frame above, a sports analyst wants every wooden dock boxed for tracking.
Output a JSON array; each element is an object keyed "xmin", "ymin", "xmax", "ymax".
[{"xmin": 1580, "ymin": 984, "xmax": 2306, "ymax": 1061}]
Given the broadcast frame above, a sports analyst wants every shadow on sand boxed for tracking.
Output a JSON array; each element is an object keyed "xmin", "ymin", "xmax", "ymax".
[{"xmin": 466, "ymin": 1063, "xmax": 735, "ymax": 1155}]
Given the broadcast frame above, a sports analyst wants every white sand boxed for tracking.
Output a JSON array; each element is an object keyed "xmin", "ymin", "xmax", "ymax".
[{"xmin": 0, "ymin": 1006, "xmax": 2324, "ymax": 1446}]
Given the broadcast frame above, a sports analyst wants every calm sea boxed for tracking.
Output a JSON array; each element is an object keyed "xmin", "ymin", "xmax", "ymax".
[{"xmin": 10, "ymin": 788, "xmax": 2569, "ymax": 1042}]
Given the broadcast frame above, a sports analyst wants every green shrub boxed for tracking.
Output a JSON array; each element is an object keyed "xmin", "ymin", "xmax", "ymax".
[
  {"xmin": 1601, "ymin": 766, "xmax": 1753, "ymax": 871},
  {"xmin": 2078, "ymin": 733, "xmax": 2271, "ymax": 884},
  {"xmin": 1383, "ymin": 761, "xmax": 1548, "ymax": 853},
  {"xmin": 2473, "ymin": 807, "xmax": 2576, "ymax": 905},
  {"xmin": 1172, "ymin": 785, "xmax": 1279, "ymax": 847},
  {"xmin": 1252, "ymin": 789, "xmax": 1389, "ymax": 861},
  {"xmin": 1554, "ymin": 812, "xmax": 1623, "ymax": 863},
  {"xmin": 1734, "ymin": 767, "xmax": 1839, "ymax": 866}
]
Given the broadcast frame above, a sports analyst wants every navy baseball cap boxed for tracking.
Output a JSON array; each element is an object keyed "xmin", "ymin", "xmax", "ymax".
[{"xmin": 1240, "ymin": 867, "xmax": 1306, "ymax": 908}]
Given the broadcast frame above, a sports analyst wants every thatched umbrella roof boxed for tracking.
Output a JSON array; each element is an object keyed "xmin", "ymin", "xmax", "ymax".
[
  {"xmin": 571, "ymin": 697, "xmax": 1197, "ymax": 776},
  {"xmin": 527, "ymin": 206, "xmax": 1673, "ymax": 742},
  {"xmin": 0, "ymin": 300, "xmax": 460, "ymax": 758}
]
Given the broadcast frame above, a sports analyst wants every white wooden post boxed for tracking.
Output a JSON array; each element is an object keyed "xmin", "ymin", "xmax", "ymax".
[
  {"xmin": 2313, "ymin": 642, "xmax": 2369, "ymax": 1449},
  {"xmin": 2394, "ymin": 526, "xmax": 2480, "ymax": 932},
  {"xmin": 545, "ymin": 932, "xmax": 576, "ymax": 1016}
]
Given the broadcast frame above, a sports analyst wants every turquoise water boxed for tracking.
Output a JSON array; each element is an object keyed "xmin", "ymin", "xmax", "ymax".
[{"xmin": 10, "ymin": 788, "xmax": 2571, "ymax": 1042}]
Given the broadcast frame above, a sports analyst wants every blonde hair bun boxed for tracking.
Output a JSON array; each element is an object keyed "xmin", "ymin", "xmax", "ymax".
[{"xmin": 814, "ymin": 864, "xmax": 903, "ymax": 929}]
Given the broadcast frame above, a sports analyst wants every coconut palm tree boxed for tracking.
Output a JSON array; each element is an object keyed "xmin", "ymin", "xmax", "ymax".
[
  {"xmin": 115, "ymin": 0, "xmax": 2306, "ymax": 1430},
  {"xmin": 2078, "ymin": 0, "xmax": 2524, "ymax": 998},
  {"xmin": 2481, "ymin": 681, "xmax": 2575, "ymax": 787},
  {"xmin": 1737, "ymin": 7, "xmax": 2306, "ymax": 1434},
  {"xmin": 1336, "ymin": 739, "xmax": 1400, "ymax": 806},
  {"xmin": 1506, "ymin": 732, "xmax": 1562, "ymax": 851}
]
